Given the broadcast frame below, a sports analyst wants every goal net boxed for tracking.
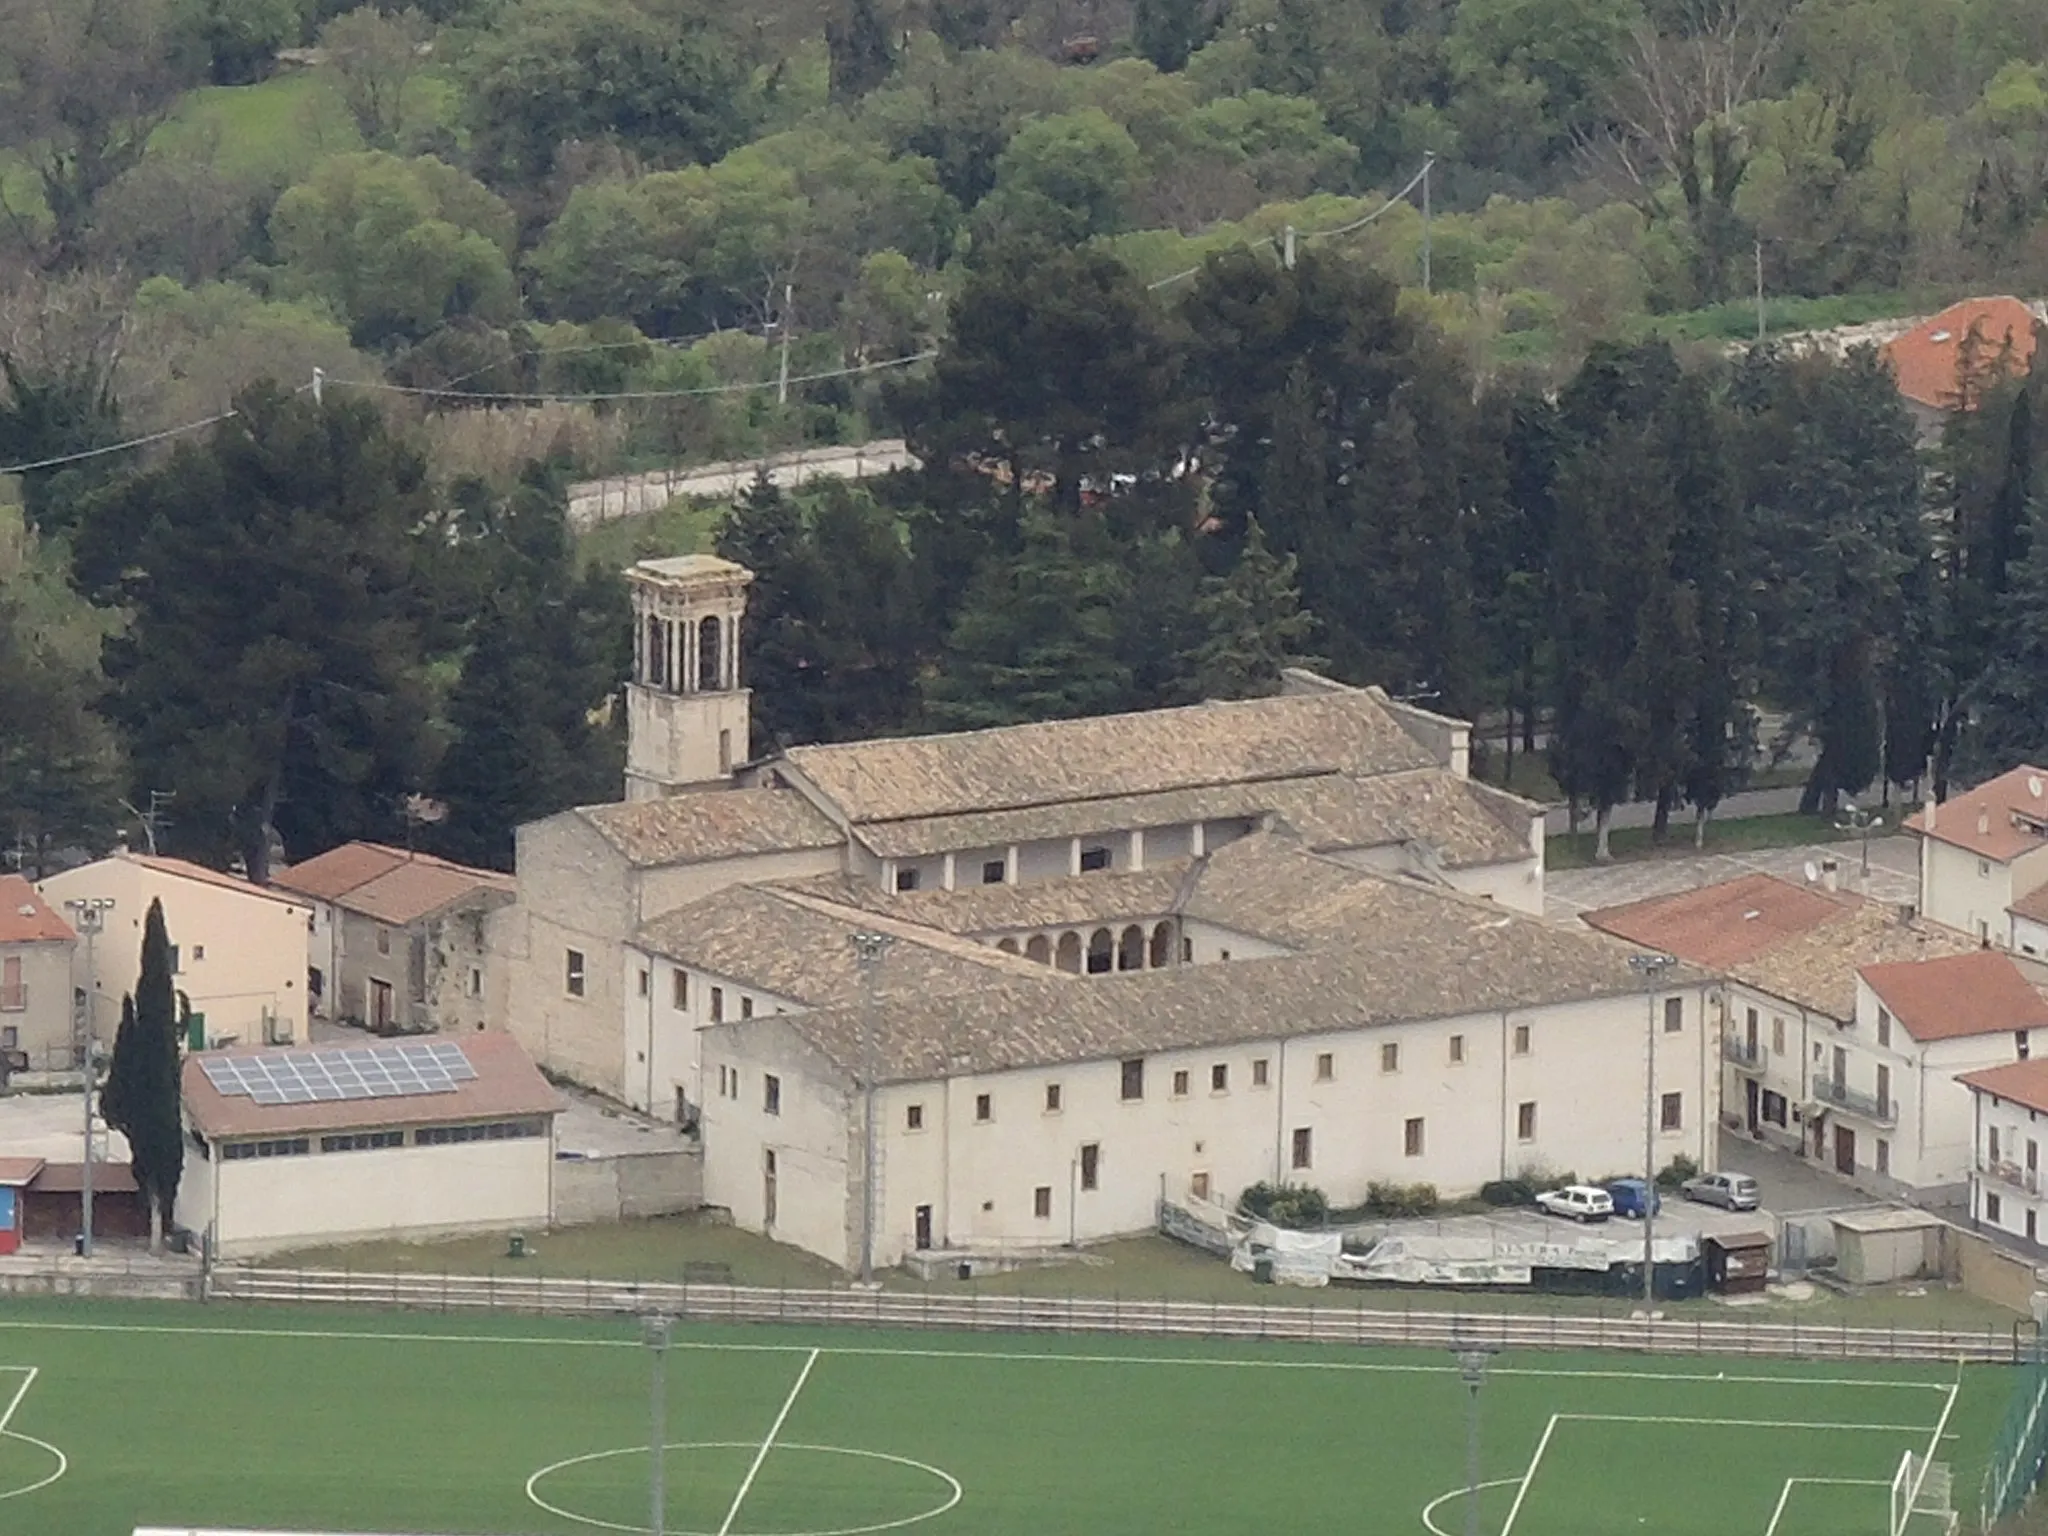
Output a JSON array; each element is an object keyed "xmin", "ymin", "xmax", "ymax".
[{"xmin": 1890, "ymin": 1450, "xmax": 1960, "ymax": 1536}]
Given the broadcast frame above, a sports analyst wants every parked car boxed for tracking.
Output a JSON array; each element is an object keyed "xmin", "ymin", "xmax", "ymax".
[
  {"xmin": 1605, "ymin": 1177, "xmax": 1661, "ymax": 1219},
  {"xmin": 1680, "ymin": 1172, "xmax": 1761, "ymax": 1211},
  {"xmin": 1536, "ymin": 1184, "xmax": 1615, "ymax": 1222}
]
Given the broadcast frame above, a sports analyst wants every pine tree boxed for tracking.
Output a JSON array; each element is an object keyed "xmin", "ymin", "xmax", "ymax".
[
  {"xmin": 1965, "ymin": 496, "xmax": 2048, "ymax": 774},
  {"xmin": 103, "ymin": 899, "xmax": 182, "ymax": 1252},
  {"xmin": 1181, "ymin": 519, "xmax": 1321, "ymax": 701}
]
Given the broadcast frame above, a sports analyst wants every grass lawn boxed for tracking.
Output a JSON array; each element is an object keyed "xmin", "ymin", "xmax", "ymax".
[
  {"xmin": 1546, "ymin": 811, "xmax": 1859, "ymax": 870},
  {"xmin": 578, "ymin": 495, "xmax": 731, "ymax": 572},
  {"xmin": 150, "ymin": 71, "xmax": 362, "ymax": 183},
  {"xmin": 0, "ymin": 1295, "xmax": 2013, "ymax": 1535}
]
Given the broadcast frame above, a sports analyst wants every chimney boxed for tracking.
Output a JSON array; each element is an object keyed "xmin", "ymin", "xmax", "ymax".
[
  {"xmin": 1821, "ymin": 857, "xmax": 1839, "ymax": 893},
  {"xmin": 1979, "ymin": 808, "xmax": 1992, "ymax": 837},
  {"xmin": 1927, "ymin": 797, "xmax": 1937, "ymax": 832}
]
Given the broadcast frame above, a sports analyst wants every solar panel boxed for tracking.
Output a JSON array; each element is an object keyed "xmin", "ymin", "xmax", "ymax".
[{"xmin": 199, "ymin": 1040, "xmax": 479, "ymax": 1104}]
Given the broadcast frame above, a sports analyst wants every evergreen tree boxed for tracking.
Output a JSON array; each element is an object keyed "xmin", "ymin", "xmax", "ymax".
[
  {"xmin": 826, "ymin": 0, "xmax": 895, "ymax": 103},
  {"xmin": 1134, "ymin": 0, "xmax": 1216, "ymax": 72},
  {"xmin": 922, "ymin": 514, "xmax": 1137, "ymax": 730},
  {"xmin": 1965, "ymin": 496, "xmax": 2048, "ymax": 775},
  {"xmin": 1180, "ymin": 518, "xmax": 1320, "ymax": 700},
  {"xmin": 103, "ymin": 899, "xmax": 181, "ymax": 1252}
]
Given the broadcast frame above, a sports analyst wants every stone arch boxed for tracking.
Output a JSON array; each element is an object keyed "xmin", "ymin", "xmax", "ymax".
[
  {"xmin": 1149, "ymin": 921, "xmax": 1174, "ymax": 968},
  {"xmin": 1025, "ymin": 934, "xmax": 1052, "ymax": 965},
  {"xmin": 1086, "ymin": 928, "xmax": 1114, "ymax": 975},
  {"xmin": 698, "ymin": 614, "xmax": 722, "ymax": 691},
  {"xmin": 996, "ymin": 937, "xmax": 1020, "ymax": 955},
  {"xmin": 1117, "ymin": 925, "xmax": 1144, "ymax": 971},
  {"xmin": 1055, "ymin": 932, "xmax": 1082, "ymax": 973}
]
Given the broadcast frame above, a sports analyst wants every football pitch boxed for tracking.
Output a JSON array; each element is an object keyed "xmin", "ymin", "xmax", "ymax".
[{"xmin": 0, "ymin": 1298, "xmax": 2014, "ymax": 1536}]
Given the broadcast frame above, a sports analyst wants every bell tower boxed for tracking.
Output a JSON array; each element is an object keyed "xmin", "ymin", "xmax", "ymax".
[{"xmin": 623, "ymin": 555, "xmax": 754, "ymax": 800}]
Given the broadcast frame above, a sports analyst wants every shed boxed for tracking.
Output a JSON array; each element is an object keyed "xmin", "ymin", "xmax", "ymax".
[
  {"xmin": 1831, "ymin": 1208, "xmax": 1946, "ymax": 1284},
  {"xmin": 22, "ymin": 1161, "xmax": 147, "ymax": 1243},
  {"xmin": 0, "ymin": 1158, "xmax": 42, "ymax": 1254},
  {"xmin": 1703, "ymin": 1230, "xmax": 1772, "ymax": 1295}
]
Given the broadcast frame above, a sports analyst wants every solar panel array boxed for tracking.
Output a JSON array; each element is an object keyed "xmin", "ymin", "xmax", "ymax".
[{"xmin": 199, "ymin": 1040, "xmax": 478, "ymax": 1106}]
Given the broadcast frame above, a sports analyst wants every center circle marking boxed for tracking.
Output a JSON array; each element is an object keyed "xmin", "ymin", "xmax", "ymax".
[
  {"xmin": 526, "ymin": 1440, "xmax": 963, "ymax": 1536},
  {"xmin": 0, "ymin": 1431, "xmax": 68, "ymax": 1501},
  {"xmin": 1420, "ymin": 1476, "xmax": 1518, "ymax": 1536}
]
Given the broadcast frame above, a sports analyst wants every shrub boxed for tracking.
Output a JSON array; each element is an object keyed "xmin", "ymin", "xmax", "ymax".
[
  {"xmin": 1656, "ymin": 1153, "xmax": 1700, "ymax": 1191},
  {"xmin": 1479, "ymin": 1178, "xmax": 1536, "ymax": 1207},
  {"xmin": 1239, "ymin": 1181, "xmax": 1329, "ymax": 1229},
  {"xmin": 1364, "ymin": 1181, "xmax": 1440, "ymax": 1218}
]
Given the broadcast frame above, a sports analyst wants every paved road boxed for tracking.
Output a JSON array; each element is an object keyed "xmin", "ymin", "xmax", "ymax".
[
  {"xmin": 567, "ymin": 440, "xmax": 918, "ymax": 529},
  {"xmin": 1544, "ymin": 834, "xmax": 1918, "ymax": 922},
  {"xmin": 1714, "ymin": 1128, "xmax": 1869, "ymax": 1214}
]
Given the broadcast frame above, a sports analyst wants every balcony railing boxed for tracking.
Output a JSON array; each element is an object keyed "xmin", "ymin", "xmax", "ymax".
[
  {"xmin": 0, "ymin": 982, "xmax": 24, "ymax": 1012},
  {"xmin": 1813, "ymin": 1076, "xmax": 1897, "ymax": 1125},
  {"xmin": 1980, "ymin": 1158, "xmax": 2041, "ymax": 1195},
  {"xmin": 1722, "ymin": 1036, "xmax": 1762, "ymax": 1068}
]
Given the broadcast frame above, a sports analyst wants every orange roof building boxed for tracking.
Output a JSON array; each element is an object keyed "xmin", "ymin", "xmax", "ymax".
[
  {"xmin": 1904, "ymin": 766, "xmax": 2048, "ymax": 949},
  {"xmin": 1860, "ymin": 950, "xmax": 2048, "ymax": 1043},
  {"xmin": 1879, "ymin": 296, "xmax": 2040, "ymax": 412}
]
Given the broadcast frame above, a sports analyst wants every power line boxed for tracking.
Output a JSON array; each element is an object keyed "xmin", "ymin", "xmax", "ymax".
[
  {"xmin": 328, "ymin": 348, "xmax": 939, "ymax": 404},
  {"xmin": 1145, "ymin": 155, "xmax": 1436, "ymax": 292},
  {"xmin": 0, "ymin": 410, "xmax": 239, "ymax": 476}
]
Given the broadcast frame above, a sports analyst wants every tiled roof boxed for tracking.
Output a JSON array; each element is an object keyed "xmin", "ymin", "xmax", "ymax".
[
  {"xmin": 2010, "ymin": 884, "xmax": 2048, "ymax": 924},
  {"xmin": 0, "ymin": 875, "xmax": 74, "ymax": 945},
  {"xmin": 578, "ymin": 788, "xmax": 843, "ymax": 867},
  {"xmin": 781, "ymin": 688, "xmax": 1437, "ymax": 826},
  {"xmin": 1583, "ymin": 873, "xmax": 1974, "ymax": 1021},
  {"xmin": 0, "ymin": 1157, "xmax": 43, "ymax": 1186},
  {"xmin": 1860, "ymin": 950, "xmax": 2048, "ymax": 1043},
  {"xmin": 713, "ymin": 836, "xmax": 1695, "ymax": 1083},
  {"xmin": 118, "ymin": 853, "xmax": 308, "ymax": 909},
  {"xmin": 783, "ymin": 865, "xmax": 1195, "ymax": 936},
  {"xmin": 1961, "ymin": 1059, "xmax": 2048, "ymax": 1116},
  {"xmin": 633, "ymin": 885, "xmax": 1052, "ymax": 1006},
  {"xmin": 182, "ymin": 1030, "xmax": 561, "ymax": 1140},
  {"xmin": 274, "ymin": 842, "xmax": 512, "ymax": 926},
  {"xmin": 1903, "ymin": 766, "xmax": 2048, "ymax": 863},
  {"xmin": 1880, "ymin": 297, "xmax": 2041, "ymax": 409}
]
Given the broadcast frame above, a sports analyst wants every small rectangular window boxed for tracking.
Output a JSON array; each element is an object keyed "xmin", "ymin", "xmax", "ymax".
[
  {"xmin": 1172, "ymin": 1069, "xmax": 1190, "ymax": 1097},
  {"xmin": 1318, "ymin": 1051, "xmax": 1337, "ymax": 1080},
  {"xmin": 565, "ymin": 949, "xmax": 585, "ymax": 998},
  {"xmin": 975, "ymin": 1092, "xmax": 992, "ymax": 1122},
  {"xmin": 1513, "ymin": 1023, "xmax": 1531, "ymax": 1056},
  {"xmin": 1772, "ymin": 1017, "xmax": 1785, "ymax": 1055},
  {"xmin": 168, "ymin": 945, "xmax": 181, "ymax": 974},
  {"xmin": 672, "ymin": 970, "xmax": 688, "ymax": 1009},
  {"xmin": 1079, "ymin": 846, "xmax": 1111, "ymax": 872},
  {"xmin": 1120, "ymin": 1058, "xmax": 1144, "ymax": 1101},
  {"xmin": 1988, "ymin": 1191, "xmax": 2004, "ymax": 1226},
  {"xmin": 1044, "ymin": 1082, "xmax": 1062, "ymax": 1113},
  {"xmin": 1379, "ymin": 1043, "xmax": 1398, "ymax": 1074},
  {"xmin": 468, "ymin": 967, "xmax": 481, "ymax": 997},
  {"xmin": 1034, "ymin": 1185, "xmax": 1053, "ymax": 1219},
  {"xmin": 1079, "ymin": 1143, "xmax": 1100, "ymax": 1190},
  {"xmin": 1517, "ymin": 1101, "xmax": 1537, "ymax": 1141},
  {"xmin": 376, "ymin": 928, "xmax": 391, "ymax": 956},
  {"xmin": 982, "ymin": 860, "xmax": 1006, "ymax": 885},
  {"xmin": 1404, "ymin": 1117, "xmax": 1424, "ymax": 1157},
  {"xmin": 1876, "ymin": 1138, "xmax": 1890, "ymax": 1175},
  {"xmin": 1211, "ymin": 1063, "xmax": 1228, "ymax": 1092},
  {"xmin": 710, "ymin": 986, "xmax": 724, "ymax": 1022},
  {"xmin": 1251, "ymin": 1058, "xmax": 1270, "ymax": 1087},
  {"xmin": 2022, "ymin": 1032, "xmax": 2033, "ymax": 1062},
  {"xmin": 192, "ymin": 944, "xmax": 205, "ymax": 962},
  {"xmin": 1877, "ymin": 1008, "xmax": 1892, "ymax": 1048},
  {"xmin": 906, "ymin": 1103, "xmax": 924, "ymax": 1131},
  {"xmin": 1448, "ymin": 1034, "xmax": 1465, "ymax": 1064},
  {"xmin": 763, "ymin": 1075, "xmax": 781, "ymax": 1115},
  {"xmin": 741, "ymin": 995, "xmax": 753, "ymax": 1019},
  {"xmin": 637, "ymin": 969, "xmax": 650, "ymax": 998},
  {"xmin": 1660, "ymin": 1091, "xmax": 1683, "ymax": 1131},
  {"xmin": 895, "ymin": 868, "xmax": 919, "ymax": 892},
  {"xmin": 1291, "ymin": 1127, "xmax": 1312, "ymax": 1170},
  {"xmin": 1181, "ymin": 937, "xmax": 1194, "ymax": 963},
  {"xmin": 1663, "ymin": 996, "xmax": 1683, "ymax": 1033}
]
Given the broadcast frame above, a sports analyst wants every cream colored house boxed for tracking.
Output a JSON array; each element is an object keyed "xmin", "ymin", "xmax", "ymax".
[
  {"xmin": 1905, "ymin": 765, "xmax": 2048, "ymax": 946},
  {"xmin": 1585, "ymin": 872, "xmax": 1976, "ymax": 1197},
  {"xmin": 693, "ymin": 831, "xmax": 1716, "ymax": 1270},
  {"xmin": 178, "ymin": 1031, "xmax": 560, "ymax": 1258},
  {"xmin": 38, "ymin": 852, "xmax": 310, "ymax": 1049},
  {"xmin": 273, "ymin": 841, "xmax": 514, "ymax": 1033},
  {"xmin": 1963, "ymin": 1059, "xmax": 2048, "ymax": 1250},
  {"xmin": 0, "ymin": 875, "xmax": 77, "ymax": 1071}
]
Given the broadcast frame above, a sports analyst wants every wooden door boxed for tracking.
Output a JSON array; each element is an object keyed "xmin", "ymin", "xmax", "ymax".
[
  {"xmin": 1834, "ymin": 1125, "xmax": 1856, "ymax": 1175},
  {"xmin": 763, "ymin": 1149, "xmax": 777, "ymax": 1228},
  {"xmin": 914, "ymin": 1204, "xmax": 933, "ymax": 1250}
]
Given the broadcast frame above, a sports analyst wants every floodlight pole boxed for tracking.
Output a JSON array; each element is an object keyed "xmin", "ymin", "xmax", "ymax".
[
  {"xmin": 1834, "ymin": 801, "xmax": 1883, "ymax": 879},
  {"xmin": 1629, "ymin": 951, "xmax": 1677, "ymax": 1311},
  {"xmin": 64, "ymin": 896, "xmax": 114, "ymax": 1258},
  {"xmin": 1452, "ymin": 1344, "xmax": 1496, "ymax": 1536},
  {"xmin": 850, "ymin": 931, "xmax": 895, "ymax": 1287},
  {"xmin": 644, "ymin": 1314, "xmax": 672, "ymax": 1536}
]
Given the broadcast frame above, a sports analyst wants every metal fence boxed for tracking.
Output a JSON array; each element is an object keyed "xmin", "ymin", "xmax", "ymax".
[
  {"xmin": 206, "ymin": 1267, "xmax": 2038, "ymax": 1364},
  {"xmin": 1983, "ymin": 1337, "xmax": 2048, "ymax": 1529}
]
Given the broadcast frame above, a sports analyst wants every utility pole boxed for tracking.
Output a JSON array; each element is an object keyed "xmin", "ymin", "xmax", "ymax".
[
  {"xmin": 1834, "ymin": 799, "xmax": 1884, "ymax": 880},
  {"xmin": 1754, "ymin": 241, "xmax": 1766, "ymax": 342},
  {"xmin": 312, "ymin": 366, "xmax": 324, "ymax": 407},
  {"xmin": 1282, "ymin": 224, "xmax": 1296, "ymax": 270},
  {"xmin": 849, "ymin": 930, "xmax": 894, "ymax": 1286},
  {"xmin": 1421, "ymin": 154, "xmax": 1435, "ymax": 295},
  {"xmin": 1629, "ymin": 951, "xmax": 1677, "ymax": 1311},
  {"xmin": 63, "ymin": 896, "xmax": 115, "ymax": 1257},
  {"xmin": 1452, "ymin": 1342, "xmax": 1497, "ymax": 1536},
  {"xmin": 776, "ymin": 284, "xmax": 794, "ymax": 407},
  {"xmin": 643, "ymin": 1314, "xmax": 672, "ymax": 1536}
]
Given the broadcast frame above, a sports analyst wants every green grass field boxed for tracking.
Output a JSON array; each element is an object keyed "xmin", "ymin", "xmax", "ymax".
[{"xmin": 0, "ymin": 1296, "xmax": 2014, "ymax": 1536}]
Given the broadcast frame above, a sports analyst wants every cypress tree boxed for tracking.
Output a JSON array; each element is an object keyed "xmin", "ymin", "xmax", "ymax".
[{"xmin": 104, "ymin": 899, "xmax": 182, "ymax": 1252}]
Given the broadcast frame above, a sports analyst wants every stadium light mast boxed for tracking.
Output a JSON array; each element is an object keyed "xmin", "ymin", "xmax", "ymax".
[
  {"xmin": 1451, "ymin": 1340, "xmax": 1497, "ymax": 1536},
  {"xmin": 643, "ymin": 1313, "xmax": 673, "ymax": 1536},
  {"xmin": 1629, "ymin": 951, "xmax": 1678, "ymax": 1312},
  {"xmin": 63, "ymin": 896, "xmax": 114, "ymax": 1257},
  {"xmin": 850, "ymin": 930, "xmax": 895, "ymax": 1287}
]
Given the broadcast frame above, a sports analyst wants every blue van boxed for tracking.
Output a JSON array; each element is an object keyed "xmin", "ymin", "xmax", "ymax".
[{"xmin": 1605, "ymin": 1178, "xmax": 1661, "ymax": 1219}]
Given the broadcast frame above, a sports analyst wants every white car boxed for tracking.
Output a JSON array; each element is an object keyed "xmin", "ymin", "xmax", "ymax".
[{"xmin": 1535, "ymin": 1184, "xmax": 1615, "ymax": 1223}]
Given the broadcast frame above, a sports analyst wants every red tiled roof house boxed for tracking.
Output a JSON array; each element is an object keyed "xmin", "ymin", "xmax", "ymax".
[{"xmin": 0, "ymin": 874, "xmax": 76, "ymax": 1073}]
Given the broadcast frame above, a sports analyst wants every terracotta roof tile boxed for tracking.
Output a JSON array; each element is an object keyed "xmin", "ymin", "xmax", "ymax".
[
  {"xmin": 0, "ymin": 875, "xmax": 74, "ymax": 945},
  {"xmin": 1860, "ymin": 950, "xmax": 2048, "ymax": 1042},
  {"xmin": 1903, "ymin": 765, "xmax": 2048, "ymax": 863},
  {"xmin": 1880, "ymin": 297, "xmax": 2041, "ymax": 410},
  {"xmin": 579, "ymin": 789, "xmax": 842, "ymax": 868},
  {"xmin": 182, "ymin": 1030, "xmax": 561, "ymax": 1140},
  {"xmin": 275, "ymin": 843, "xmax": 512, "ymax": 925},
  {"xmin": 117, "ymin": 853, "xmax": 307, "ymax": 910},
  {"xmin": 1961, "ymin": 1059, "xmax": 2048, "ymax": 1116},
  {"xmin": 0, "ymin": 1157, "xmax": 44, "ymax": 1186},
  {"xmin": 2010, "ymin": 884, "xmax": 2048, "ymax": 924},
  {"xmin": 784, "ymin": 865, "xmax": 1195, "ymax": 936},
  {"xmin": 272, "ymin": 842, "xmax": 410, "ymax": 902}
]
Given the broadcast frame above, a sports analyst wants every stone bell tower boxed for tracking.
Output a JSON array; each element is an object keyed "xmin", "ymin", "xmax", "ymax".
[{"xmin": 624, "ymin": 555, "xmax": 754, "ymax": 801}]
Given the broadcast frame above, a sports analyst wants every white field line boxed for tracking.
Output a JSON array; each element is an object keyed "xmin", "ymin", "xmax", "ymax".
[
  {"xmin": 1764, "ymin": 1477, "xmax": 1889, "ymax": 1536},
  {"xmin": 716, "ymin": 1348, "xmax": 820, "ymax": 1536},
  {"xmin": 1561, "ymin": 1413, "xmax": 1936, "ymax": 1432},
  {"xmin": 0, "ymin": 1316, "xmax": 1957, "ymax": 1390},
  {"xmin": 1900, "ymin": 1379, "xmax": 1962, "ymax": 1531},
  {"xmin": 1498, "ymin": 1412, "xmax": 1559, "ymax": 1536},
  {"xmin": 0, "ymin": 1367, "xmax": 34, "ymax": 1435}
]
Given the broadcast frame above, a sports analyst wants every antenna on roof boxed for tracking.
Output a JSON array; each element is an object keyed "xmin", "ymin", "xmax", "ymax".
[{"xmin": 1803, "ymin": 860, "xmax": 1820, "ymax": 884}]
